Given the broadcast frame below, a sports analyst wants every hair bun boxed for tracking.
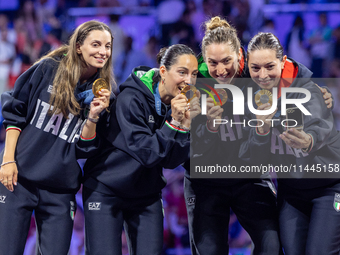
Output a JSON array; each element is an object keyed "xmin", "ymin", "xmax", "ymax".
[
  {"xmin": 156, "ymin": 47, "xmax": 168, "ymax": 65},
  {"xmin": 205, "ymin": 16, "xmax": 230, "ymax": 32}
]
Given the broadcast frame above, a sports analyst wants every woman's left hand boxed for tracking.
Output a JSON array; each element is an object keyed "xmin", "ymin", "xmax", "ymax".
[
  {"xmin": 188, "ymin": 90, "xmax": 201, "ymax": 120},
  {"xmin": 181, "ymin": 90, "xmax": 201, "ymax": 129},
  {"xmin": 318, "ymin": 86, "xmax": 333, "ymax": 109},
  {"xmin": 279, "ymin": 128, "xmax": 312, "ymax": 150}
]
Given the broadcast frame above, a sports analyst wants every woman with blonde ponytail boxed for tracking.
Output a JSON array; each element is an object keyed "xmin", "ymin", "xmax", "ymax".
[
  {"xmin": 186, "ymin": 16, "xmax": 333, "ymax": 255},
  {"xmin": 0, "ymin": 20, "xmax": 114, "ymax": 254}
]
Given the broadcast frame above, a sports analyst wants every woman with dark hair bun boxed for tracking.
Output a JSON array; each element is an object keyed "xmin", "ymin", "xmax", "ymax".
[
  {"xmin": 79, "ymin": 44, "xmax": 201, "ymax": 254},
  {"xmin": 242, "ymin": 32, "xmax": 340, "ymax": 255}
]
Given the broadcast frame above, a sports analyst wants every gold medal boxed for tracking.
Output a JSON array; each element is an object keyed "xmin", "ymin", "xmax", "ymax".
[
  {"xmin": 209, "ymin": 89, "xmax": 228, "ymax": 106},
  {"xmin": 92, "ymin": 78, "xmax": 110, "ymax": 97},
  {"xmin": 255, "ymin": 89, "xmax": 272, "ymax": 106},
  {"xmin": 181, "ymin": 85, "xmax": 197, "ymax": 103}
]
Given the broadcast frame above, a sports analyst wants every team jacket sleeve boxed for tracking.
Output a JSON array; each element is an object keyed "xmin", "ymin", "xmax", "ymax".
[
  {"xmin": 301, "ymin": 84, "xmax": 335, "ymax": 153},
  {"xmin": 1, "ymin": 60, "xmax": 49, "ymax": 131},
  {"xmin": 113, "ymin": 94, "xmax": 190, "ymax": 168},
  {"xmin": 238, "ymin": 105, "xmax": 272, "ymax": 165},
  {"xmin": 76, "ymin": 133, "xmax": 99, "ymax": 159},
  {"xmin": 76, "ymin": 99, "xmax": 115, "ymax": 159},
  {"xmin": 190, "ymin": 113, "xmax": 220, "ymax": 155},
  {"xmin": 314, "ymin": 84, "xmax": 334, "ymax": 110}
]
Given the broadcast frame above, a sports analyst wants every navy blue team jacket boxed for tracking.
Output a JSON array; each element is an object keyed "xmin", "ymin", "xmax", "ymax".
[
  {"xmin": 79, "ymin": 66, "xmax": 190, "ymax": 198},
  {"xmin": 1, "ymin": 57, "xmax": 98, "ymax": 192}
]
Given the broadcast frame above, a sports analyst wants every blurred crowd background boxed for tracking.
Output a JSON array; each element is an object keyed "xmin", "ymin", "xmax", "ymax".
[{"xmin": 0, "ymin": 0, "xmax": 339, "ymax": 254}]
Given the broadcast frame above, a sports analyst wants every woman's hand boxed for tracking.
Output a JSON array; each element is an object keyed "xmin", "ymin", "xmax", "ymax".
[
  {"xmin": 188, "ymin": 90, "xmax": 201, "ymax": 120},
  {"xmin": 0, "ymin": 162, "xmax": 18, "ymax": 192},
  {"xmin": 1, "ymin": 129, "xmax": 20, "ymax": 192},
  {"xmin": 206, "ymin": 97, "xmax": 224, "ymax": 131},
  {"xmin": 318, "ymin": 86, "xmax": 333, "ymax": 109},
  {"xmin": 171, "ymin": 94, "xmax": 188, "ymax": 123},
  {"xmin": 279, "ymin": 128, "xmax": 312, "ymax": 150},
  {"xmin": 256, "ymin": 103, "xmax": 277, "ymax": 134},
  {"xmin": 181, "ymin": 90, "xmax": 201, "ymax": 129},
  {"xmin": 81, "ymin": 89, "xmax": 110, "ymax": 139},
  {"xmin": 89, "ymin": 89, "xmax": 110, "ymax": 119}
]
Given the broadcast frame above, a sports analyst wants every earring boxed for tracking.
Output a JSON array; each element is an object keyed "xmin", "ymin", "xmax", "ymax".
[{"xmin": 162, "ymin": 78, "xmax": 165, "ymax": 85}]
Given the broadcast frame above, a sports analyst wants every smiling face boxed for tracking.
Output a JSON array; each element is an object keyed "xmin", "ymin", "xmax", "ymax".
[
  {"xmin": 205, "ymin": 43, "xmax": 240, "ymax": 84},
  {"xmin": 76, "ymin": 29, "xmax": 112, "ymax": 77},
  {"xmin": 159, "ymin": 54, "xmax": 198, "ymax": 104},
  {"xmin": 248, "ymin": 49, "xmax": 286, "ymax": 91}
]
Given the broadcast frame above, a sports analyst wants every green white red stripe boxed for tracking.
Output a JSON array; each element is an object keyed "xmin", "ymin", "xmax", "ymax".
[
  {"xmin": 165, "ymin": 121, "xmax": 189, "ymax": 134},
  {"xmin": 335, "ymin": 202, "xmax": 340, "ymax": 211},
  {"xmin": 6, "ymin": 126, "xmax": 21, "ymax": 132},
  {"xmin": 80, "ymin": 133, "xmax": 96, "ymax": 141}
]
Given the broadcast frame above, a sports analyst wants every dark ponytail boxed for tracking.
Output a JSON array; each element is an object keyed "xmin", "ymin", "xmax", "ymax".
[{"xmin": 152, "ymin": 44, "xmax": 196, "ymax": 86}]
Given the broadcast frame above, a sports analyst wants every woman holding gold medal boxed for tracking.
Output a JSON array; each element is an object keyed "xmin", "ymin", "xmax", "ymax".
[
  {"xmin": 184, "ymin": 16, "xmax": 283, "ymax": 255},
  {"xmin": 79, "ymin": 44, "xmax": 200, "ymax": 254},
  {"xmin": 185, "ymin": 16, "xmax": 333, "ymax": 255},
  {"xmin": 241, "ymin": 32, "xmax": 340, "ymax": 255},
  {"xmin": 0, "ymin": 20, "xmax": 113, "ymax": 254}
]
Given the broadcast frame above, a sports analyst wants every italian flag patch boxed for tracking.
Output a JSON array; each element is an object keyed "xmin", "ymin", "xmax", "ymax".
[
  {"xmin": 333, "ymin": 193, "xmax": 340, "ymax": 212},
  {"xmin": 70, "ymin": 201, "xmax": 76, "ymax": 220}
]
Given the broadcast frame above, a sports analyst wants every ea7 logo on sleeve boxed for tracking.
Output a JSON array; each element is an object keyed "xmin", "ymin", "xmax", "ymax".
[
  {"xmin": 88, "ymin": 202, "xmax": 101, "ymax": 210},
  {"xmin": 0, "ymin": 196, "xmax": 6, "ymax": 203}
]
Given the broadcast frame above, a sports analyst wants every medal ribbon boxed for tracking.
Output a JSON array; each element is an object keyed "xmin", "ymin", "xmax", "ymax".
[
  {"xmin": 154, "ymin": 82, "xmax": 171, "ymax": 117},
  {"xmin": 75, "ymin": 89, "xmax": 95, "ymax": 105}
]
